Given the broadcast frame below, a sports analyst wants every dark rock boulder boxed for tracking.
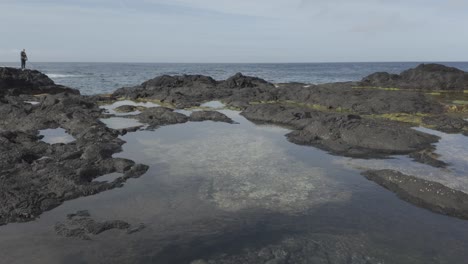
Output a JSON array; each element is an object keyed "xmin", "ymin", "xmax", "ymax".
[
  {"xmin": 114, "ymin": 105, "xmax": 142, "ymax": 113},
  {"xmin": 219, "ymin": 73, "xmax": 275, "ymax": 89},
  {"xmin": 135, "ymin": 107, "xmax": 189, "ymax": 129},
  {"xmin": 189, "ymin": 111, "xmax": 236, "ymax": 124},
  {"xmin": 360, "ymin": 63, "xmax": 468, "ymax": 90},
  {"xmin": 362, "ymin": 170, "xmax": 468, "ymax": 220},
  {"xmin": 113, "ymin": 73, "xmax": 276, "ymax": 108},
  {"xmin": 241, "ymin": 104, "xmax": 440, "ymax": 158},
  {"xmin": 0, "ymin": 67, "xmax": 79, "ymax": 96}
]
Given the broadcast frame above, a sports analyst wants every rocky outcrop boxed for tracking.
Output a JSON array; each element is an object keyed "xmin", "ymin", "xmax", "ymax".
[
  {"xmin": 362, "ymin": 170, "xmax": 468, "ymax": 220},
  {"xmin": 0, "ymin": 67, "xmax": 79, "ymax": 96},
  {"xmin": 189, "ymin": 111, "xmax": 236, "ymax": 124},
  {"xmin": 113, "ymin": 73, "xmax": 276, "ymax": 109},
  {"xmin": 135, "ymin": 107, "xmax": 189, "ymax": 129},
  {"xmin": 241, "ymin": 104, "xmax": 439, "ymax": 158},
  {"xmin": 360, "ymin": 63, "xmax": 468, "ymax": 90},
  {"xmin": 114, "ymin": 72, "xmax": 445, "ymax": 115},
  {"xmin": 0, "ymin": 93, "xmax": 148, "ymax": 226}
]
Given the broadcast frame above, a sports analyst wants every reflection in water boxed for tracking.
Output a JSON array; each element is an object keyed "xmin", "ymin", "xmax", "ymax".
[
  {"xmin": 1, "ymin": 110, "xmax": 468, "ymax": 263},
  {"xmin": 93, "ymin": 172, "xmax": 124, "ymax": 183},
  {"xmin": 100, "ymin": 100, "xmax": 160, "ymax": 115},
  {"xmin": 335, "ymin": 127, "xmax": 468, "ymax": 193},
  {"xmin": 200, "ymin": 101, "xmax": 226, "ymax": 109},
  {"xmin": 99, "ymin": 117, "xmax": 144, "ymax": 130},
  {"xmin": 39, "ymin": 128, "xmax": 75, "ymax": 144}
]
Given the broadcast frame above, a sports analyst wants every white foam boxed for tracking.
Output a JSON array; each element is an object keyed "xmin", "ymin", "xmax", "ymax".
[{"xmin": 46, "ymin": 74, "xmax": 82, "ymax": 78}]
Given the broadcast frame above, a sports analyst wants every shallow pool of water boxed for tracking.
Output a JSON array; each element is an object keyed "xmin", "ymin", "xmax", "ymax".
[
  {"xmin": 100, "ymin": 100, "xmax": 160, "ymax": 115},
  {"xmin": 1, "ymin": 111, "xmax": 468, "ymax": 263},
  {"xmin": 100, "ymin": 117, "xmax": 144, "ymax": 130},
  {"xmin": 39, "ymin": 128, "xmax": 75, "ymax": 144}
]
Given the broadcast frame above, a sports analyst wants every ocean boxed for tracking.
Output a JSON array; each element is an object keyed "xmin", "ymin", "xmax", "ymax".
[{"xmin": 2, "ymin": 61, "xmax": 468, "ymax": 95}]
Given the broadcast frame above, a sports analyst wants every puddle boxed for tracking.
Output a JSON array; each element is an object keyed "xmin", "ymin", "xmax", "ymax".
[
  {"xmin": 2, "ymin": 111, "xmax": 468, "ymax": 263},
  {"xmin": 100, "ymin": 117, "xmax": 144, "ymax": 130},
  {"xmin": 39, "ymin": 128, "xmax": 75, "ymax": 144},
  {"xmin": 200, "ymin": 101, "xmax": 225, "ymax": 109},
  {"xmin": 93, "ymin": 172, "xmax": 123, "ymax": 183},
  {"xmin": 100, "ymin": 100, "xmax": 160, "ymax": 115},
  {"xmin": 24, "ymin": 101, "xmax": 40, "ymax": 105}
]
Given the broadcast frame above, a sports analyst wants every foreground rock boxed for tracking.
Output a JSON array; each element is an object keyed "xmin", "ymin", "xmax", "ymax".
[
  {"xmin": 55, "ymin": 210, "xmax": 145, "ymax": 240},
  {"xmin": 0, "ymin": 93, "xmax": 148, "ymax": 225},
  {"xmin": 241, "ymin": 104, "xmax": 440, "ymax": 159},
  {"xmin": 0, "ymin": 67, "xmax": 79, "ymax": 96},
  {"xmin": 359, "ymin": 63, "xmax": 468, "ymax": 90},
  {"xmin": 362, "ymin": 170, "xmax": 468, "ymax": 220}
]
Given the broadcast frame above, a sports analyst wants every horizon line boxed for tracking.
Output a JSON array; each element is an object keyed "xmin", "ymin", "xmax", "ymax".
[{"xmin": 2, "ymin": 60, "xmax": 468, "ymax": 64}]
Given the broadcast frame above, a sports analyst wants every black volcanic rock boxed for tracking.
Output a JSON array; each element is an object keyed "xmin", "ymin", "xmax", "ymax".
[
  {"xmin": 0, "ymin": 93, "xmax": 148, "ymax": 226},
  {"xmin": 189, "ymin": 111, "xmax": 236, "ymax": 124},
  {"xmin": 362, "ymin": 170, "xmax": 468, "ymax": 220},
  {"xmin": 241, "ymin": 103, "xmax": 440, "ymax": 158},
  {"xmin": 360, "ymin": 63, "xmax": 468, "ymax": 90},
  {"xmin": 135, "ymin": 107, "xmax": 189, "ymax": 129},
  {"xmin": 0, "ymin": 67, "xmax": 79, "ymax": 96}
]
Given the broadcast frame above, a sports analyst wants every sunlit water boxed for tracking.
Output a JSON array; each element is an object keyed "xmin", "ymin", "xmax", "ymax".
[{"xmin": 1, "ymin": 107, "xmax": 468, "ymax": 263}]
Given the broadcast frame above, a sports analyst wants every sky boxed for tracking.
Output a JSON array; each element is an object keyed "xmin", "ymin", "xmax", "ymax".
[{"xmin": 1, "ymin": 0, "xmax": 467, "ymax": 63}]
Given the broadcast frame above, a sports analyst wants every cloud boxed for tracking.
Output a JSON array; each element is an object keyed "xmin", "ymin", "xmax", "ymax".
[{"xmin": 0, "ymin": 0, "xmax": 467, "ymax": 62}]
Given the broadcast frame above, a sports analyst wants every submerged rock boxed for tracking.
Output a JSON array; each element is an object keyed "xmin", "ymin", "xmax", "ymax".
[
  {"xmin": 55, "ymin": 210, "xmax": 145, "ymax": 240},
  {"xmin": 360, "ymin": 63, "xmax": 468, "ymax": 90},
  {"xmin": 362, "ymin": 170, "xmax": 468, "ymax": 220}
]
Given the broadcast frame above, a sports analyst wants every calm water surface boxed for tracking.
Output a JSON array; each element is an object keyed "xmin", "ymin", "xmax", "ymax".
[{"xmin": 0, "ymin": 107, "xmax": 467, "ymax": 263}]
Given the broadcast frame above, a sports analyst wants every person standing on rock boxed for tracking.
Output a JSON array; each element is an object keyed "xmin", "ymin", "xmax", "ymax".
[{"xmin": 20, "ymin": 49, "xmax": 28, "ymax": 70}]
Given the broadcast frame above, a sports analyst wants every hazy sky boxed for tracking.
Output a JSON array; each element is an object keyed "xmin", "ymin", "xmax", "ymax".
[{"xmin": 1, "ymin": 0, "xmax": 467, "ymax": 62}]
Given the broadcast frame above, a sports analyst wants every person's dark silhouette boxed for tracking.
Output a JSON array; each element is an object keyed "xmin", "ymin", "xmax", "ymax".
[{"xmin": 20, "ymin": 49, "xmax": 28, "ymax": 70}]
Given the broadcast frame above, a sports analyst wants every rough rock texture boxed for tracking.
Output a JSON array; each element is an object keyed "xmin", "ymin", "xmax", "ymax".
[
  {"xmin": 0, "ymin": 93, "xmax": 148, "ymax": 226},
  {"xmin": 114, "ymin": 105, "xmax": 143, "ymax": 113},
  {"xmin": 241, "ymin": 104, "xmax": 440, "ymax": 158},
  {"xmin": 276, "ymin": 82, "xmax": 444, "ymax": 115},
  {"xmin": 0, "ymin": 67, "xmax": 79, "ymax": 96},
  {"xmin": 55, "ymin": 210, "xmax": 145, "ymax": 240},
  {"xmin": 189, "ymin": 111, "xmax": 236, "ymax": 124},
  {"xmin": 422, "ymin": 115, "xmax": 468, "ymax": 134},
  {"xmin": 360, "ymin": 63, "xmax": 468, "ymax": 90},
  {"xmin": 113, "ymin": 73, "xmax": 277, "ymax": 109},
  {"xmin": 408, "ymin": 149, "xmax": 448, "ymax": 168},
  {"xmin": 135, "ymin": 107, "xmax": 189, "ymax": 129},
  {"xmin": 362, "ymin": 170, "xmax": 468, "ymax": 220},
  {"xmin": 114, "ymin": 72, "xmax": 444, "ymax": 115}
]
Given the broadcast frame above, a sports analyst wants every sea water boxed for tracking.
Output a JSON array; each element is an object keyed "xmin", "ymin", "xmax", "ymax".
[{"xmin": 2, "ymin": 62, "xmax": 468, "ymax": 94}]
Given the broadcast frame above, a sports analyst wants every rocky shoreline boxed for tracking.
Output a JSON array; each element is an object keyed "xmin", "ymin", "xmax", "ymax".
[{"xmin": 1, "ymin": 63, "xmax": 468, "ymax": 227}]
